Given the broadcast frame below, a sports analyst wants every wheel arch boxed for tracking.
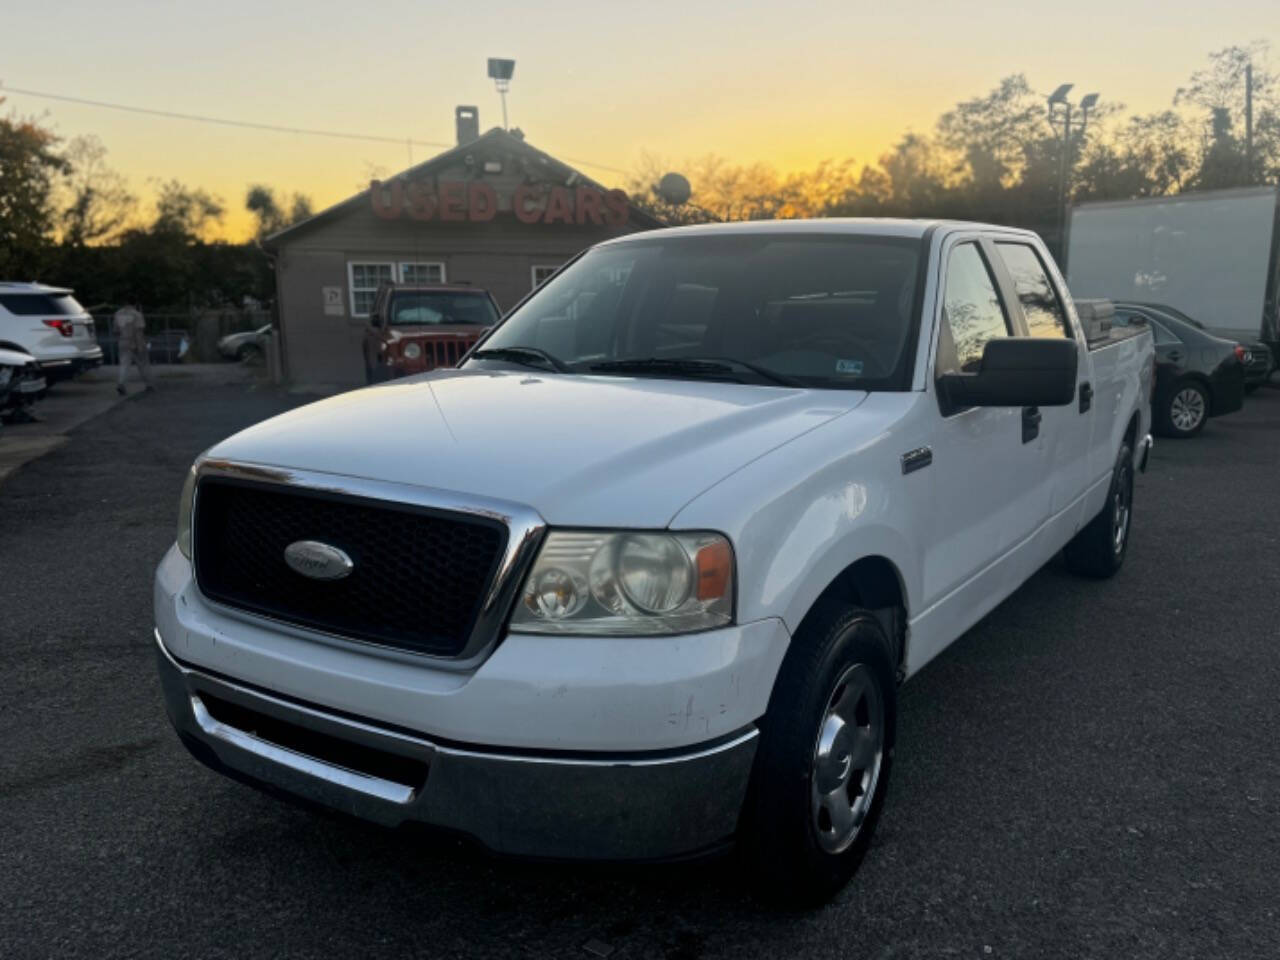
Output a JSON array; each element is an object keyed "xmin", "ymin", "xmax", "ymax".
[
  {"xmin": 794, "ymin": 555, "xmax": 909, "ymax": 676},
  {"xmin": 1123, "ymin": 409, "xmax": 1140, "ymax": 450},
  {"xmin": 1176, "ymin": 372, "xmax": 1214, "ymax": 410}
]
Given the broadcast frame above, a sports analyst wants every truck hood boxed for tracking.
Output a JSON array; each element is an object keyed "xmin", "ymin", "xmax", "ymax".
[{"xmin": 208, "ymin": 369, "xmax": 867, "ymax": 527}]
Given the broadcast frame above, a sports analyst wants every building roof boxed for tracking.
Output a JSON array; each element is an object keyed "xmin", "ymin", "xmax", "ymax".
[{"xmin": 264, "ymin": 127, "xmax": 663, "ymax": 248}]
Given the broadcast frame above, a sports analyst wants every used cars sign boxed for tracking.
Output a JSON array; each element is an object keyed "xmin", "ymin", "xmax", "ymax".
[{"xmin": 370, "ymin": 178, "xmax": 630, "ymax": 226}]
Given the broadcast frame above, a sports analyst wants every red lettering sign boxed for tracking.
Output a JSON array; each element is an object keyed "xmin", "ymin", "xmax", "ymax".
[
  {"xmin": 438, "ymin": 181, "xmax": 466, "ymax": 221},
  {"xmin": 405, "ymin": 181, "xmax": 436, "ymax": 221},
  {"xmin": 576, "ymin": 186, "xmax": 603, "ymax": 225},
  {"xmin": 370, "ymin": 179, "xmax": 629, "ymax": 227},
  {"xmin": 544, "ymin": 186, "xmax": 574, "ymax": 225},
  {"xmin": 604, "ymin": 189, "xmax": 628, "ymax": 227},
  {"xmin": 370, "ymin": 180, "xmax": 402, "ymax": 220},
  {"xmin": 468, "ymin": 182, "xmax": 497, "ymax": 221},
  {"xmin": 513, "ymin": 184, "xmax": 543, "ymax": 224}
]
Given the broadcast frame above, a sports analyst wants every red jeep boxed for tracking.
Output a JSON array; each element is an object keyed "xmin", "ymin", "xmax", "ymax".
[{"xmin": 362, "ymin": 283, "xmax": 499, "ymax": 383}]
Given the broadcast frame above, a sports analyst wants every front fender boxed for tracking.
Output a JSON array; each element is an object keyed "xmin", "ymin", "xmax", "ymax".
[{"xmin": 670, "ymin": 393, "xmax": 930, "ymax": 643}]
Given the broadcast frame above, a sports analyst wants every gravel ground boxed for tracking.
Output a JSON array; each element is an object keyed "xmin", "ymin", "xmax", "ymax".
[{"xmin": 2, "ymin": 383, "xmax": 1278, "ymax": 960}]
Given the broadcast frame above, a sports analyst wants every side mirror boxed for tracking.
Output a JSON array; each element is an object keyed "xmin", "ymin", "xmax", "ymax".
[
  {"xmin": 369, "ymin": 314, "xmax": 381, "ymax": 328},
  {"xmin": 938, "ymin": 338, "xmax": 1078, "ymax": 409}
]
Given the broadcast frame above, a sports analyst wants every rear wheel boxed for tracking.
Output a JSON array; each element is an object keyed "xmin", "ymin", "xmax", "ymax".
[
  {"xmin": 1245, "ymin": 382, "xmax": 1260, "ymax": 395},
  {"xmin": 1064, "ymin": 440, "xmax": 1134, "ymax": 579},
  {"xmin": 1156, "ymin": 380, "xmax": 1208, "ymax": 437},
  {"xmin": 741, "ymin": 603, "xmax": 896, "ymax": 906}
]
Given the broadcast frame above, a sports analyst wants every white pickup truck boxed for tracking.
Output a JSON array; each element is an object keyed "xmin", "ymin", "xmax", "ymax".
[{"xmin": 155, "ymin": 220, "xmax": 1154, "ymax": 903}]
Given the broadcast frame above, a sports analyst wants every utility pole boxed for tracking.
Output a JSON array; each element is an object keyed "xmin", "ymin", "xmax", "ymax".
[
  {"xmin": 1057, "ymin": 102, "xmax": 1072, "ymax": 253},
  {"xmin": 1048, "ymin": 86, "xmax": 1098, "ymax": 264},
  {"xmin": 1245, "ymin": 62, "xmax": 1254, "ymax": 183}
]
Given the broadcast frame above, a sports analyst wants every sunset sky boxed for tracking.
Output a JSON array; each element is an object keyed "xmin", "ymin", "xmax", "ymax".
[{"xmin": 4, "ymin": 0, "xmax": 1275, "ymax": 240}]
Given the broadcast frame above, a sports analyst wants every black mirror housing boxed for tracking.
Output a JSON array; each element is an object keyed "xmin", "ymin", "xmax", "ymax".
[{"xmin": 939, "ymin": 338, "xmax": 1078, "ymax": 409}]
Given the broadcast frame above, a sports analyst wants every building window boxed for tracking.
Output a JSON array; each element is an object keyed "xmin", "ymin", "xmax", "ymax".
[
  {"xmin": 348, "ymin": 262, "xmax": 394, "ymax": 317},
  {"xmin": 531, "ymin": 264, "xmax": 559, "ymax": 288},
  {"xmin": 399, "ymin": 262, "xmax": 447, "ymax": 285}
]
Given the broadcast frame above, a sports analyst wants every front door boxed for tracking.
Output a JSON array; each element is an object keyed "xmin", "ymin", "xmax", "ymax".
[{"xmin": 915, "ymin": 239, "xmax": 1048, "ymax": 667}]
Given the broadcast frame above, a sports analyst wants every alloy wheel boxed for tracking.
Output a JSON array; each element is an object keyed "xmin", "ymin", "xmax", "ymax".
[
  {"xmin": 811, "ymin": 663, "xmax": 884, "ymax": 854},
  {"xmin": 1170, "ymin": 387, "xmax": 1206, "ymax": 433},
  {"xmin": 1112, "ymin": 461, "xmax": 1132, "ymax": 554}
]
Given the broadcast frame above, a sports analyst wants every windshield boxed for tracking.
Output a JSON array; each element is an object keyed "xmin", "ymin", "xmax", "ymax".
[
  {"xmin": 390, "ymin": 292, "xmax": 497, "ymax": 327},
  {"xmin": 468, "ymin": 234, "xmax": 923, "ymax": 389}
]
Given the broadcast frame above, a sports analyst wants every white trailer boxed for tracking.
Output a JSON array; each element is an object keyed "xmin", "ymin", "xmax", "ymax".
[{"xmin": 1066, "ymin": 186, "xmax": 1280, "ymax": 353}]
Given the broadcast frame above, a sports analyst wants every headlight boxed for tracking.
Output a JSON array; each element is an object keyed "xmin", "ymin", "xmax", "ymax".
[
  {"xmin": 509, "ymin": 531, "xmax": 734, "ymax": 635},
  {"xmin": 176, "ymin": 465, "xmax": 197, "ymax": 559},
  {"xmin": 403, "ymin": 342, "xmax": 422, "ymax": 359}
]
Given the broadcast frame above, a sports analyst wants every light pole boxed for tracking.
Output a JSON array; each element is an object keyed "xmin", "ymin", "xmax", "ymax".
[
  {"xmin": 487, "ymin": 58, "xmax": 516, "ymax": 130},
  {"xmin": 1048, "ymin": 85, "xmax": 1098, "ymax": 262}
]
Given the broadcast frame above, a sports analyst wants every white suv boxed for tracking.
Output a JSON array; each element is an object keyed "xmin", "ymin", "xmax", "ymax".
[{"xmin": 0, "ymin": 282, "xmax": 103, "ymax": 380}]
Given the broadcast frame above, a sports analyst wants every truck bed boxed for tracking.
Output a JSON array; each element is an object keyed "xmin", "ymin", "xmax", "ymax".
[{"xmin": 1087, "ymin": 322, "xmax": 1150, "ymax": 351}]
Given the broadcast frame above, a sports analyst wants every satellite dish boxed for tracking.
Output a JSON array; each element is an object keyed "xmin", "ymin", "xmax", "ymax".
[{"xmin": 657, "ymin": 172, "xmax": 691, "ymax": 206}]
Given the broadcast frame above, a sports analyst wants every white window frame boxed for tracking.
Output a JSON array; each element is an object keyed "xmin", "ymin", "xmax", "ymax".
[
  {"xmin": 347, "ymin": 262, "xmax": 394, "ymax": 317},
  {"xmin": 398, "ymin": 261, "xmax": 447, "ymax": 286},
  {"xmin": 531, "ymin": 264, "xmax": 559, "ymax": 289}
]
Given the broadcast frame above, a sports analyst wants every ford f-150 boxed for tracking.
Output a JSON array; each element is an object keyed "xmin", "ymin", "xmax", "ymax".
[{"xmin": 155, "ymin": 219, "xmax": 1154, "ymax": 903}]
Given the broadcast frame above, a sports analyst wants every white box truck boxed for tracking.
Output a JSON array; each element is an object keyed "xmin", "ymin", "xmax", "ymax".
[{"xmin": 1066, "ymin": 186, "xmax": 1280, "ymax": 358}]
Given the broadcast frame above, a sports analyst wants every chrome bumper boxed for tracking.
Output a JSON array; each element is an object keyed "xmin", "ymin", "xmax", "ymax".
[
  {"xmin": 155, "ymin": 630, "xmax": 757, "ymax": 860},
  {"xmin": 1138, "ymin": 433, "xmax": 1154, "ymax": 473}
]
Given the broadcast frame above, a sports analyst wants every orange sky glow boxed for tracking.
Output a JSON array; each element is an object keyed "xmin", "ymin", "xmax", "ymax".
[{"xmin": 4, "ymin": 0, "xmax": 1276, "ymax": 240}]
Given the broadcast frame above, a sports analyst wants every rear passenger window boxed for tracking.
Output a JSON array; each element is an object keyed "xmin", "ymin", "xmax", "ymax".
[
  {"xmin": 994, "ymin": 243, "xmax": 1071, "ymax": 339},
  {"xmin": 937, "ymin": 243, "xmax": 1011, "ymax": 375},
  {"xmin": 1149, "ymin": 320, "xmax": 1179, "ymax": 345}
]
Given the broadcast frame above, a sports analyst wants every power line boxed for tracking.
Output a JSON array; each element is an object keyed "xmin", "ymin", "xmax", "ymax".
[
  {"xmin": 0, "ymin": 83, "xmax": 629, "ymax": 175},
  {"xmin": 0, "ymin": 84, "xmax": 453, "ymax": 148}
]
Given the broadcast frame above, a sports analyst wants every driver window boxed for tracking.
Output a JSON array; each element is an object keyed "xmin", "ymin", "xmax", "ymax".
[{"xmin": 937, "ymin": 243, "xmax": 1011, "ymax": 376}]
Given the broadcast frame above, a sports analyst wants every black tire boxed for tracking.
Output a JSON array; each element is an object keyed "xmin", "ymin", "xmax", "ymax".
[
  {"xmin": 1064, "ymin": 440, "xmax": 1134, "ymax": 579},
  {"xmin": 1244, "ymin": 382, "xmax": 1259, "ymax": 396},
  {"xmin": 236, "ymin": 343, "xmax": 262, "ymax": 364},
  {"xmin": 741, "ymin": 602, "xmax": 896, "ymax": 906},
  {"xmin": 1154, "ymin": 379, "xmax": 1209, "ymax": 438}
]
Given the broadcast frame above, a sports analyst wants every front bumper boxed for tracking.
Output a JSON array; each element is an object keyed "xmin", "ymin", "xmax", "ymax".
[{"xmin": 155, "ymin": 629, "xmax": 758, "ymax": 860}]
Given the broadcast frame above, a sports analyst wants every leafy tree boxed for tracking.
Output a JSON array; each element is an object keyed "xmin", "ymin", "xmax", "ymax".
[
  {"xmin": 1177, "ymin": 43, "xmax": 1280, "ymax": 186},
  {"xmin": 0, "ymin": 104, "xmax": 68, "ymax": 277},
  {"xmin": 936, "ymin": 75, "xmax": 1048, "ymax": 191},
  {"xmin": 59, "ymin": 135, "xmax": 136, "ymax": 246},
  {"xmin": 151, "ymin": 180, "xmax": 224, "ymax": 240},
  {"xmin": 245, "ymin": 184, "xmax": 314, "ymax": 243}
]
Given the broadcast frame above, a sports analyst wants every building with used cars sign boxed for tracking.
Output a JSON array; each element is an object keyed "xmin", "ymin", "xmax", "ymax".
[{"xmin": 263, "ymin": 109, "xmax": 662, "ymax": 388}]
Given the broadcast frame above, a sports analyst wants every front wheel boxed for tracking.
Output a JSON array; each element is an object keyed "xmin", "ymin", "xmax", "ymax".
[
  {"xmin": 741, "ymin": 603, "xmax": 896, "ymax": 905},
  {"xmin": 1064, "ymin": 440, "xmax": 1134, "ymax": 578}
]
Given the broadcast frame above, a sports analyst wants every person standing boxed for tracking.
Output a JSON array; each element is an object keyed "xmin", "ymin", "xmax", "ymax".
[{"xmin": 113, "ymin": 300, "xmax": 154, "ymax": 395}]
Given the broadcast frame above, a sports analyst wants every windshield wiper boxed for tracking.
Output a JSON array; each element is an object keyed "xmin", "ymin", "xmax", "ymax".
[
  {"xmin": 588, "ymin": 356, "xmax": 799, "ymax": 387},
  {"xmin": 470, "ymin": 346, "xmax": 570, "ymax": 373}
]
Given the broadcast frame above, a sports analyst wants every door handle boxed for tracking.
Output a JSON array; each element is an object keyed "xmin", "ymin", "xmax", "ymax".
[
  {"xmin": 1167, "ymin": 350, "xmax": 1182, "ymax": 362},
  {"xmin": 1022, "ymin": 405, "xmax": 1041, "ymax": 444},
  {"xmin": 1079, "ymin": 381, "xmax": 1093, "ymax": 413}
]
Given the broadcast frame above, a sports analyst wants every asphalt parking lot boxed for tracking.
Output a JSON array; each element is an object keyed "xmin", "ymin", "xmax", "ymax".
[{"xmin": 2, "ymin": 382, "xmax": 1278, "ymax": 960}]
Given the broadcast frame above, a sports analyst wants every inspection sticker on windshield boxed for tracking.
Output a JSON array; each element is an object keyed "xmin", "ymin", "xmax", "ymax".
[{"xmin": 835, "ymin": 359, "xmax": 863, "ymax": 375}]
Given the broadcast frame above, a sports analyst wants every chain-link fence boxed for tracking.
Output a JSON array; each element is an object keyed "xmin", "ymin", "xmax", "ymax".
[{"xmin": 91, "ymin": 309, "xmax": 273, "ymax": 365}]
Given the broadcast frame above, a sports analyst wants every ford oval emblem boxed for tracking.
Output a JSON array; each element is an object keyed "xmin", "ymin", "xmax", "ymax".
[{"xmin": 283, "ymin": 540, "xmax": 354, "ymax": 580}]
